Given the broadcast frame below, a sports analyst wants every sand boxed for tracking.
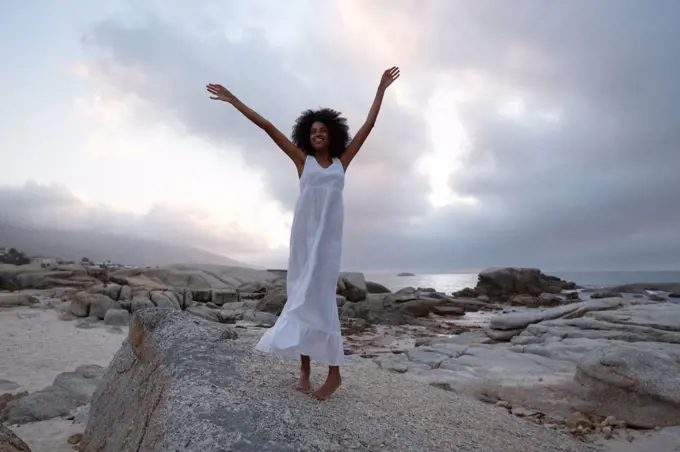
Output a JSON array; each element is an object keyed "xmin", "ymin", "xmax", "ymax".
[
  {"xmin": 0, "ymin": 306, "xmax": 128, "ymax": 394},
  {"xmin": 1, "ymin": 305, "xmax": 127, "ymax": 452}
]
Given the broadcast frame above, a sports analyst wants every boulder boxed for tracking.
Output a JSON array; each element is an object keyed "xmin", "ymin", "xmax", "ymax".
[
  {"xmin": 80, "ymin": 308, "xmax": 591, "ymax": 452},
  {"xmin": 341, "ymin": 294, "xmax": 418, "ymax": 325},
  {"xmin": 475, "ymin": 267, "xmax": 575, "ymax": 300},
  {"xmin": 337, "ymin": 272, "xmax": 367, "ymax": 302},
  {"xmin": 129, "ymin": 295, "xmax": 154, "ymax": 313},
  {"xmin": 365, "ymin": 280, "xmax": 391, "ymax": 294},
  {"xmin": 212, "ymin": 289, "xmax": 240, "ymax": 306},
  {"xmin": 0, "ymin": 293, "xmax": 37, "ymax": 308},
  {"xmin": 488, "ymin": 298, "xmax": 626, "ymax": 331},
  {"xmin": 150, "ymin": 290, "xmax": 181, "ymax": 310},
  {"xmin": 192, "ymin": 288, "xmax": 212, "ymax": 302},
  {"xmin": 574, "ymin": 343, "xmax": 680, "ymax": 428},
  {"xmin": 87, "ymin": 283, "xmax": 123, "ymax": 301},
  {"xmin": 255, "ymin": 289, "xmax": 287, "ymax": 315},
  {"xmin": 3, "ymin": 365, "xmax": 106, "ymax": 424},
  {"xmin": 69, "ymin": 292, "xmax": 118, "ymax": 318},
  {"xmin": 104, "ymin": 308, "xmax": 130, "ymax": 326}
]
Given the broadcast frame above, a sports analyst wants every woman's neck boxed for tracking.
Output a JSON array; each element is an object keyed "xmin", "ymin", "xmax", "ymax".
[{"xmin": 315, "ymin": 151, "xmax": 332, "ymax": 162}]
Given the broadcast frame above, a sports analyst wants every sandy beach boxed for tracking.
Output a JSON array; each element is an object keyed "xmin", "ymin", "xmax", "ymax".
[
  {"xmin": 1, "ymin": 305, "xmax": 127, "ymax": 452},
  {"xmin": 0, "ymin": 307, "xmax": 127, "ymax": 395}
]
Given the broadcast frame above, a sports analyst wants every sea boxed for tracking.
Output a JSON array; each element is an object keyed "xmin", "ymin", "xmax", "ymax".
[{"xmin": 364, "ymin": 270, "xmax": 680, "ymax": 293}]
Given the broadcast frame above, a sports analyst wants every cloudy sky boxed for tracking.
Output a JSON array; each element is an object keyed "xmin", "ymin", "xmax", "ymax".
[{"xmin": 2, "ymin": 0, "xmax": 679, "ymax": 272}]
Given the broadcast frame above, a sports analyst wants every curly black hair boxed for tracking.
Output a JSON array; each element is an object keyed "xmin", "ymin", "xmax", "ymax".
[{"xmin": 291, "ymin": 108, "xmax": 350, "ymax": 157}]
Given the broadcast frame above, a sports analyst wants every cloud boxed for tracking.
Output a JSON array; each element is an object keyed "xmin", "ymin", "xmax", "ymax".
[
  {"xmin": 3, "ymin": 0, "xmax": 680, "ymax": 271},
  {"xmin": 0, "ymin": 181, "xmax": 282, "ymax": 263}
]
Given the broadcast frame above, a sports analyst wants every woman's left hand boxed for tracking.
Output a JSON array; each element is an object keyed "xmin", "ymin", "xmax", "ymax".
[{"xmin": 379, "ymin": 66, "xmax": 400, "ymax": 91}]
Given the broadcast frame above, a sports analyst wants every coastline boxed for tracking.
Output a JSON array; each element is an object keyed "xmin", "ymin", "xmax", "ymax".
[{"xmin": 1, "ymin": 263, "xmax": 679, "ymax": 451}]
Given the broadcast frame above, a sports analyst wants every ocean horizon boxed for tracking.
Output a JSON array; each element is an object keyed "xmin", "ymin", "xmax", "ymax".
[{"xmin": 364, "ymin": 270, "xmax": 680, "ymax": 293}]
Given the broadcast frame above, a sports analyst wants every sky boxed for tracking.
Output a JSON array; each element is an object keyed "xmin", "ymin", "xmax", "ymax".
[{"xmin": 1, "ymin": 0, "xmax": 680, "ymax": 272}]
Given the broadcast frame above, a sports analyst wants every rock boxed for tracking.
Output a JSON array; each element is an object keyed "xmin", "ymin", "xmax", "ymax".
[
  {"xmin": 129, "ymin": 295, "xmax": 154, "ymax": 313},
  {"xmin": 3, "ymin": 365, "xmax": 106, "ymax": 424},
  {"xmin": 475, "ymin": 268, "xmax": 575, "ymax": 300},
  {"xmin": 649, "ymin": 293, "xmax": 666, "ymax": 301},
  {"xmin": 365, "ymin": 280, "xmax": 391, "ymax": 294},
  {"xmin": 0, "ymin": 293, "xmax": 37, "ymax": 308},
  {"xmin": 431, "ymin": 305, "xmax": 464, "ymax": 316},
  {"xmin": 192, "ymin": 288, "xmax": 212, "ymax": 302},
  {"xmin": 104, "ymin": 308, "xmax": 130, "ymax": 326},
  {"xmin": 242, "ymin": 310, "xmax": 278, "ymax": 327},
  {"xmin": 87, "ymin": 283, "xmax": 123, "ymax": 301},
  {"xmin": 669, "ymin": 292, "xmax": 680, "ymax": 298},
  {"xmin": 452, "ymin": 287, "xmax": 479, "ymax": 298},
  {"xmin": 0, "ymin": 424, "xmax": 31, "ymax": 452},
  {"xmin": 337, "ymin": 272, "xmax": 367, "ymax": 302},
  {"xmin": 566, "ymin": 292, "xmax": 581, "ymax": 301},
  {"xmin": 591, "ymin": 290, "xmax": 622, "ymax": 299},
  {"xmin": 565, "ymin": 412, "xmax": 592, "ymax": 430},
  {"xmin": 119, "ymin": 285, "xmax": 132, "ymax": 301},
  {"xmin": 402, "ymin": 343, "xmax": 577, "ymax": 416},
  {"xmin": 72, "ymin": 403, "xmax": 91, "ymax": 425},
  {"xmin": 69, "ymin": 292, "xmax": 117, "ymax": 318},
  {"xmin": 0, "ymin": 392, "xmax": 27, "ymax": 420},
  {"xmin": 212, "ymin": 289, "xmax": 240, "ymax": 306},
  {"xmin": 573, "ymin": 343, "xmax": 680, "ymax": 428},
  {"xmin": 406, "ymin": 348, "xmax": 449, "ymax": 368},
  {"xmin": 397, "ymin": 298, "xmax": 441, "ymax": 317},
  {"xmin": 442, "ymin": 297, "xmax": 495, "ymax": 312},
  {"xmin": 489, "ymin": 298, "xmax": 626, "ymax": 331},
  {"xmin": 80, "ymin": 308, "xmax": 590, "ymax": 452},
  {"xmin": 89, "ymin": 294, "xmax": 119, "ymax": 319},
  {"xmin": 485, "ymin": 327, "xmax": 524, "ymax": 342},
  {"xmin": 181, "ymin": 288, "xmax": 193, "ymax": 309},
  {"xmin": 512, "ymin": 293, "xmax": 562, "ymax": 308},
  {"xmin": 186, "ymin": 305, "xmax": 222, "ymax": 323},
  {"xmin": 342, "ymin": 293, "xmax": 421, "ymax": 325},
  {"xmin": 538, "ymin": 293, "xmax": 562, "ymax": 306},
  {"xmin": 68, "ymin": 433, "xmax": 83, "ymax": 445},
  {"xmin": 372, "ymin": 354, "xmax": 411, "ymax": 373},
  {"xmin": 150, "ymin": 290, "xmax": 181, "ymax": 310},
  {"xmin": 255, "ymin": 289, "xmax": 287, "ymax": 315},
  {"xmin": 514, "ymin": 302, "xmax": 680, "ymax": 347}
]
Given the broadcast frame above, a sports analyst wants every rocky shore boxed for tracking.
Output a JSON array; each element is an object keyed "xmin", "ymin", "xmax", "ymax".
[{"xmin": 1, "ymin": 262, "xmax": 679, "ymax": 451}]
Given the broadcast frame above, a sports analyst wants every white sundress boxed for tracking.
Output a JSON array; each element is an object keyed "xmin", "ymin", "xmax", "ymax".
[{"xmin": 255, "ymin": 155, "xmax": 346, "ymax": 366}]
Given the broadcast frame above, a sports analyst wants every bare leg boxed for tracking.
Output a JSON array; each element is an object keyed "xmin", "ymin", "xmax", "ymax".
[
  {"xmin": 310, "ymin": 366, "xmax": 341, "ymax": 400},
  {"xmin": 297, "ymin": 355, "xmax": 311, "ymax": 393}
]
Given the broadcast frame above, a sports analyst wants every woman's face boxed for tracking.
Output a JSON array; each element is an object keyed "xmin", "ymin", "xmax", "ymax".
[{"xmin": 310, "ymin": 121, "xmax": 329, "ymax": 151}]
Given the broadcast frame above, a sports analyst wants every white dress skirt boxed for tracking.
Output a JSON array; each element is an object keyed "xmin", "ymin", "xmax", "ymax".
[{"xmin": 255, "ymin": 155, "xmax": 346, "ymax": 366}]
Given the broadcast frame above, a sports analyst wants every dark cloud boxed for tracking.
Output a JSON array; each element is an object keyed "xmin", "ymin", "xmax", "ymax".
[{"xmin": 4, "ymin": 0, "xmax": 679, "ymax": 271}]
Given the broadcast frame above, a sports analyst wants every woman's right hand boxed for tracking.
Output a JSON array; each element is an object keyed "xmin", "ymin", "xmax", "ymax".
[{"xmin": 206, "ymin": 83, "xmax": 237, "ymax": 103}]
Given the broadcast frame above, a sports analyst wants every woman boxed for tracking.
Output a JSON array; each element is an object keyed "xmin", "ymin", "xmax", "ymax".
[{"xmin": 206, "ymin": 66, "xmax": 400, "ymax": 400}]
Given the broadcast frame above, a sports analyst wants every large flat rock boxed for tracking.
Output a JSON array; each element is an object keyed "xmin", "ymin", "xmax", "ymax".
[
  {"xmin": 489, "ymin": 298, "xmax": 627, "ymax": 331},
  {"xmin": 81, "ymin": 309, "xmax": 592, "ymax": 452},
  {"xmin": 574, "ymin": 342, "xmax": 680, "ymax": 428}
]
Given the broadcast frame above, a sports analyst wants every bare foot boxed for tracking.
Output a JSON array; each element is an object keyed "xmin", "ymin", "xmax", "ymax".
[
  {"xmin": 297, "ymin": 355, "xmax": 311, "ymax": 393},
  {"xmin": 296, "ymin": 371, "xmax": 311, "ymax": 393},
  {"xmin": 310, "ymin": 370, "xmax": 341, "ymax": 401}
]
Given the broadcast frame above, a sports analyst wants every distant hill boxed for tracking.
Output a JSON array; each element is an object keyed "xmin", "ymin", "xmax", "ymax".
[{"xmin": 0, "ymin": 223, "xmax": 248, "ymax": 267}]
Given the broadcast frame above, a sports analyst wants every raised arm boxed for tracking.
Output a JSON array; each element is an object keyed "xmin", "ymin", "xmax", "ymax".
[
  {"xmin": 206, "ymin": 83, "xmax": 306, "ymax": 173},
  {"xmin": 340, "ymin": 67, "xmax": 400, "ymax": 170}
]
